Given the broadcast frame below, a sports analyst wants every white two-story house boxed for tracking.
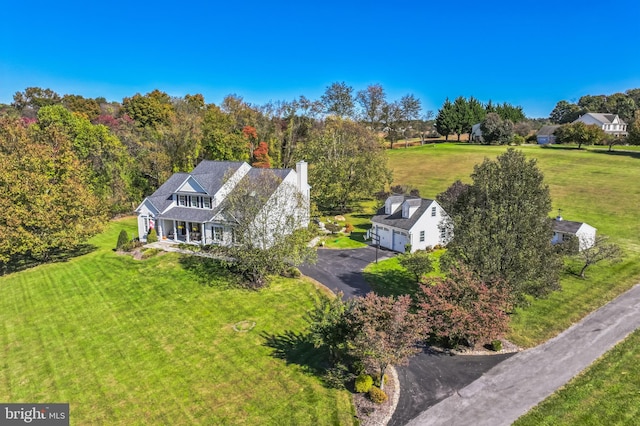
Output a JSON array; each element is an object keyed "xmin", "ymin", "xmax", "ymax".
[
  {"xmin": 370, "ymin": 195, "xmax": 449, "ymax": 253},
  {"xmin": 574, "ymin": 113, "xmax": 628, "ymax": 137},
  {"xmin": 135, "ymin": 160, "xmax": 310, "ymax": 246}
]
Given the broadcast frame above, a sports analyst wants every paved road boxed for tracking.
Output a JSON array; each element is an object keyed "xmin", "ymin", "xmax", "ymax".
[
  {"xmin": 300, "ymin": 247, "xmax": 516, "ymax": 425},
  {"xmin": 406, "ymin": 283, "xmax": 640, "ymax": 426}
]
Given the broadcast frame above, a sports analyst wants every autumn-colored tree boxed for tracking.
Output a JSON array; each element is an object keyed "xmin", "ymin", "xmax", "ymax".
[
  {"xmin": 252, "ymin": 141, "xmax": 271, "ymax": 168},
  {"xmin": 417, "ymin": 265, "xmax": 513, "ymax": 348},
  {"xmin": 347, "ymin": 293, "xmax": 426, "ymax": 390},
  {"xmin": 0, "ymin": 117, "xmax": 104, "ymax": 263}
]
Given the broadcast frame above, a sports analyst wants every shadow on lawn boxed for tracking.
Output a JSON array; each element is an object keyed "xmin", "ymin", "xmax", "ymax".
[
  {"xmin": 178, "ymin": 256, "xmax": 241, "ymax": 289},
  {"xmin": 262, "ymin": 330, "xmax": 329, "ymax": 373},
  {"xmin": 362, "ymin": 268, "xmax": 418, "ymax": 297},
  {"xmin": 0, "ymin": 244, "xmax": 97, "ymax": 276}
]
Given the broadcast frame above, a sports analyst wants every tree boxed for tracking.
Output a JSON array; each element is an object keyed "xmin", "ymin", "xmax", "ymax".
[
  {"xmin": 356, "ymin": 84, "xmax": 386, "ymax": 130},
  {"xmin": 122, "ymin": 90, "xmax": 173, "ymax": 128},
  {"xmin": 627, "ymin": 110, "xmax": 640, "ymax": 145},
  {"xmin": 201, "ymin": 104, "xmax": 250, "ymax": 162},
  {"xmin": 306, "ymin": 292, "xmax": 353, "ymax": 362},
  {"xmin": 605, "ymin": 93, "xmax": 636, "ymax": 122},
  {"xmin": 398, "ymin": 250, "xmax": 434, "ymax": 283},
  {"xmin": 451, "ymin": 96, "xmax": 470, "ymax": 141},
  {"xmin": 298, "ymin": 117, "xmax": 391, "ymax": 212},
  {"xmin": 399, "ymin": 94, "xmax": 422, "ymax": 148},
  {"xmin": 61, "ymin": 94, "xmax": 101, "ymax": 121},
  {"xmin": 12, "ymin": 87, "xmax": 61, "ymax": 116},
  {"xmin": 495, "ymin": 102, "xmax": 525, "ymax": 123},
  {"xmin": 0, "ymin": 117, "xmax": 104, "ymax": 263},
  {"xmin": 435, "ymin": 179, "xmax": 470, "ymax": 215},
  {"xmin": 480, "ymin": 113, "xmax": 514, "ymax": 145},
  {"xmin": 222, "ymin": 169, "xmax": 315, "ymax": 287},
  {"xmin": 578, "ymin": 95, "xmax": 607, "ymax": 113},
  {"xmin": 549, "ymin": 100, "xmax": 583, "ymax": 124},
  {"xmin": 573, "ymin": 236, "xmax": 623, "ymax": 279},
  {"xmin": 417, "ymin": 265, "xmax": 513, "ymax": 348},
  {"xmin": 347, "ymin": 293, "xmax": 426, "ymax": 390},
  {"xmin": 554, "ymin": 121, "xmax": 605, "ymax": 149},
  {"xmin": 435, "ymin": 98, "xmax": 455, "ymax": 141},
  {"xmin": 252, "ymin": 141, "xmax": 271, "ymax": 168},
  {"xmin": 440, "ymin": 149, "xmax": 562, "ymax": 300},
  {"xmin": 380, "ymin": 100, "xmax": 404, "ymax": 148},
  {"xmin": 321, "ymin": 82, "xmax": 355, "ymax": 118}
]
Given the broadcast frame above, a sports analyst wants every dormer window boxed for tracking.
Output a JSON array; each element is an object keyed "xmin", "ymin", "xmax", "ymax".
[
  {"xmin": 204, "ymin": 197, "xmax": 211, "ymax": 209},
  {"xmin": 179, "ymin": 195, "xmax": 186, "ymax": 206}
]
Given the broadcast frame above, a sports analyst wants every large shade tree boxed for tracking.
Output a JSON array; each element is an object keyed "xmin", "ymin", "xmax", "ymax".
[
  {"xmin": 298, "ymin": 117, "xmax": 391, "ymax": 212},
  {"xmin": 440, "ymin": 149, "xmax": 562, "ymax": 300},
  {"xmin": 0, "ymin": 117, "xmax": 104, "ymax": 264}
]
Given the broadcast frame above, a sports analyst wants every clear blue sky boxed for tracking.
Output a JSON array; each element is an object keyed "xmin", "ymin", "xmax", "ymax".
[{"xmin": 1, "ymin": 0, "xmax": 639, "ymax": 118}]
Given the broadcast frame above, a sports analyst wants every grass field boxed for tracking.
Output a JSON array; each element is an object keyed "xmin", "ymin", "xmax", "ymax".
[
  {"xmin": 514, "ymin": 328, "xmax": 640, "ymax": 425},
  {"xmin": 0, "ymin": 218, "xmax": 354, "ymax": 425},
  {"xmin": 386, "ymin": 143, "xmax": 640, "ymax": 347}
]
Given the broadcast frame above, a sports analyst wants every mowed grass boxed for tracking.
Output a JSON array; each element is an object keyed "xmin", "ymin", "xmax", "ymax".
[
  {"xmin": 319, "ymin": 201, "xmax": 377, "ymax": 249},
  {"xmin": 0, "ymin": 218, "xmax": 354, "ymax": 425},
  {"xmin": 514, "ymin": 328, "xmax": 640, "ymax": 425},
  {"xmin": 386, "ymin": 143, "xmax": 640, "ymax": 347}
]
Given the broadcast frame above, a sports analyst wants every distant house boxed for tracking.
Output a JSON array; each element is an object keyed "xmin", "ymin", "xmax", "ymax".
[
  {"xmin": 537, "ymin": 125, "xmax": 561, "ymax": 144},
  {"xmin": 135, "ymin": 160, "xmax": 310, "ymax": 246},
  {"xmin": 551, "ymin": 215, "xmax": 596, "ymax": 251},
  {"xmin": 573, "ymin": 113, "xmax": 628, "ymax": 137},
  {"xmin": 470, "ymin": 123, "xmax": 483, "ymax": 142},
  {"xmin": 370, "ymin": 195, "xmax": 449, "ymax": 253}
]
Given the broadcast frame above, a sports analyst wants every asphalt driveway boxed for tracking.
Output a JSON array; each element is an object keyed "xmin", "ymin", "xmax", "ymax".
[{"xmin": 300, "ymin": 247, "xmax": 515, "ymax": 425}]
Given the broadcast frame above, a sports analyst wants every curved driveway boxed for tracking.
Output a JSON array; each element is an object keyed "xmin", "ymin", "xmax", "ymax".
[{"xmin": 300, "ymin": 247, "xmax": 515, "ymax": 425}]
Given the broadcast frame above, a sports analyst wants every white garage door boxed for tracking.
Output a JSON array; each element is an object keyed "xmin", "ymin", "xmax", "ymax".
[{"xmin": 393, "ymin": 230, "xmax": 408, "ymax": 253}]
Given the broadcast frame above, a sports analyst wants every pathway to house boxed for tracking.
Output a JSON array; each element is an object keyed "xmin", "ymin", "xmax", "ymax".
[
  {"xmin": 299, "ymin": 247, "xmax": 517, "ymax": 425},
  {"xmin": 406, "ymin": 283, "xmax": 640, "ymax": 426}
]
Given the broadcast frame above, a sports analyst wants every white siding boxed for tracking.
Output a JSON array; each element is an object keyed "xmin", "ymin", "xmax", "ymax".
[{"xmin": 408, "ymin": 200, "xmax": 448, "ymax": 251}]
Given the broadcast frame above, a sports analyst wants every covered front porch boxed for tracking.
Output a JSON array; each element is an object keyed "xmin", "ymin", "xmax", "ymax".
[{"xmin": 155, "ymin": 219, "xmax": 229, "ymax": 246}]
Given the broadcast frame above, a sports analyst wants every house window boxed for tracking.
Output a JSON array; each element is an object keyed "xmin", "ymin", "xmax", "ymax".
[
  {"xmin": 213, "ymin": 226, "xmax": 223, "ymax": 242},
  {"xmin": 419, "ymin": 230, "xmax": 425, "ymax": 242},
  {"xmin": 431, "ymin": 206, "xmax": 437, "ymax": 217},
  {"xmin": 190, "ymin": 196, "xmax": 199, "ymax": 208},
  {"xmin": 178, "ymin": 195, "xmax": 186, "ymax": 206},
  {"xmin": 204, "ymin": 197, "xmax": 211, "ymax": 209},
  {"xmin": 562, "ymin": 233, "xmax": 572, "ymax": 242},
  {"xmin": 440, "ymin": 228, "xmax": 446, "ymax": 239}
]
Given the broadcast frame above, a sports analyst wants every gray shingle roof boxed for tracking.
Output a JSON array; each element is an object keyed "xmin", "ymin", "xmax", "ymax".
[
  {"xmin": 147, "ymin": 173, "xmax": 189, "ymax": 212},
  {"xmin": 158, "ymin": 206, "xmax": 218, "ymax": 222},
  {"xmin": 537, "ymin": 125, "xmax": 560, "ymax": 136},
  {"xmin": 371, "ymin": 196, "xmax": 435, "ymax": 231},
  {"xmin": 578, "ymin": 113, "xmax": 626, "ymax": 126},
  {"xmin": 553, "ymin": 219, "xmax": 583, "ymax": 234},
  {"xmin": 188, "ymin": 161, "xmax": 246, "ymax": 194}
]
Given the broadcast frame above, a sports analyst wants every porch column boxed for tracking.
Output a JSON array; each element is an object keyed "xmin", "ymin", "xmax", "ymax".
[
  {"xmin": 173, "ymin": 220, "xmax": 177, "ymax": 241},
  {"xmin": 186, "ymin": 222, "xmax": 190, "ymax": 243},
  {"xmin": 157, "ymin": 221, "xmax": 163, "ymax": 239},
  {"xmin": 201, "ymin": 223, "xmax": 205, "ymax": 245}
]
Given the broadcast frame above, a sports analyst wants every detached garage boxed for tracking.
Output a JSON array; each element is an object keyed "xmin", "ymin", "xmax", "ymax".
[{"xmin": 370, "ymin": 195, "xmax": 450, "ymax": 253}]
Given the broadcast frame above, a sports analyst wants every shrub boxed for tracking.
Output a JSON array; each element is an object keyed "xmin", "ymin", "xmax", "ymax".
[
  {"xmin": 491, "ymin": 339, "xmax": 502, "ymax": 351},
  {"xmin": 146, "ymin": 228, "xmax": 158, "ymax": 243},
  {"xmin": 141, "ymin": 248, "xmax": 160, "ymax": 259},
  {"xmin": 368, "ymin": 386, "xmax": 388, "ymax": 404},
  {"xmin": 512, "ymin": 134, "xmax": 525, "ymax": 146},
  {"xmin": 344, "ymin": 223, "xmax": 355, "ymax": 233},
  {"xmin": 281, "ymin": 266, "xmax": 301, "ymax": 278},
  {"xmin": 116, "ymin": 229, "xmax": 129, "ymax": 250},
  {"xmin": 354, "ymin": 374, "xmax": 374, "ymax": 393},
  {"xmin": 325, "ymin": 223, "xmax": 342, "ymax": 234}
]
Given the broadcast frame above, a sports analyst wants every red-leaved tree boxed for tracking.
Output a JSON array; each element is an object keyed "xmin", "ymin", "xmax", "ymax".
[
  {"xmin": 417, "ymin": 264, "xmax": 513, "ymax": 348},
  {"xmin": 252, "ymin": 141, "xmax": 271, "ymax": 168},
  {"xmin": 347, "ymin": 293, "xmax": 427, "ymax": 390}
]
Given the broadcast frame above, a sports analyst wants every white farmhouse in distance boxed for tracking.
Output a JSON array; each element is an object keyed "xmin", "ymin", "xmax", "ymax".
[
  {"xmin": 370, "ymin": 195, "xmax": 449, "ymax": 253},
  {"xmin": 573, "ymin": 113, "xmax": 628, "ymax": 137}
]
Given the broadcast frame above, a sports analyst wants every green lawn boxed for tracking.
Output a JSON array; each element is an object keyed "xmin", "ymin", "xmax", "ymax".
[
  {"xmin": 363, "ymin": 250, "xmax": 445, "ymax": 297},
  {"xmin": 319, "ymin": 200, "xmax": 377, "ymax": 249},
  {"xmin": 386, "ymin": 143, "xmax": 640, "ymax": 346},
  {"xmin": 514, "ymin": 328, "xmax": 640, "ymax": 425},
  {"xmin": 0, "ymin": 218, "xmax": 354, "ymax": 425}
]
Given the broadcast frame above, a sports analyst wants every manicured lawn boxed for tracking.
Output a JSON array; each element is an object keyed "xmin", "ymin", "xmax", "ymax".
[
  {"xmin": 363, "ymin": 250, "xmax": 445, "ymax": 297},
  {"xmin": 513, "ymin": 328, "xmax": 640, "ymax": 425},
  {"xmin": 386, "ymin": 143, "xmax": 640, "ymax": 346},
  {"xmin": 0, "ymin": 218, "xmax": 354, "ymax": 425},
  {"xmin": 319, "ymin": 200, "xmax": 378, "ymax": 249}
]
